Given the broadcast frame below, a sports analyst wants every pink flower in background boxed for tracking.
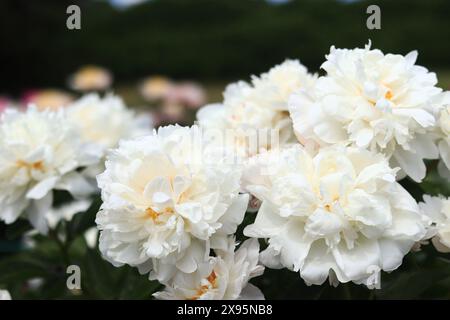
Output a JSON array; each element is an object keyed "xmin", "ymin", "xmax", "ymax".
[
  {"xmin": 139, "ymin": 77, "xmax": 206, "ymax": 125},
  {"xmin": 140, "ymin": 77, "xmax": 206, "ymax": 109},
  {"xmin": 165, "ymin": 82, "xmax": 206, "ymax": 109},
  {"xmin": 0, "ymin": 96, "xmax": 16, "ymax": 113},
  {"xmin": 69, "ymin": 65, "xmax": 113, "ymax": 92},
  {"xmin": 21, "ymin": 89, "xmax": 74, "ymax": 111}
]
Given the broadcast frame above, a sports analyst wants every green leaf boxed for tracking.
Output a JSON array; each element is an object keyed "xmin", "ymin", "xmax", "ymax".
[
  {"xmin": 80, "ymin": 248, "xmax": 162, "ymax": 299},
  {"xmin": 0, "ymin": 252, "xmax": 55, "ymax": 284}
]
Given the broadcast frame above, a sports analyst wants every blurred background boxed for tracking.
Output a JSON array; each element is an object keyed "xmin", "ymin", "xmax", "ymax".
[{"xmin": 1, "ymin": 0, "xmax": 449, "ymax": 122}]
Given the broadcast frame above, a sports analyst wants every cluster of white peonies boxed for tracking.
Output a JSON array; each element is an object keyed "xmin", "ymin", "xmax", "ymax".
[
  {"xmin": 0, "ymin": 94, "xmax": 151, "ymax": 234},
  {"xmin": 93, "ymin": 44, "xmax": 450, "ymax": 298},
  {"xmin": 2, "ymin": 43, "xmax": 448, "ymax": 300},
  {"xmin": 197, "ymin": 59, "xmax": 316, "ymax": 159},
  {"xmin": 96, "ymin": 125, "xmax": 264, "ymax": 298},
  {"xmin": 289, "ymin": 42, "xmax": 445, "ymax": 182}
]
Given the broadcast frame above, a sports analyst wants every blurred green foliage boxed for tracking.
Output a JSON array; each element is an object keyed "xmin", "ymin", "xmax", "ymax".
[{"xmin": 1, "ymin": 0, "xmax": 450, "ymax": 94}]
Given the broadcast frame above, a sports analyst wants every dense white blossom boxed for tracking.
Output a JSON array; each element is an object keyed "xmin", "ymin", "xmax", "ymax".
[
  {"xmin": 243, "ymin": 145, "xmax": 425, "ymax": 287},
  {"xmin": 96, "ymin": 125, "xmax": 248, "ymax": 282},
  {"xmin": 197, "ymin": 60, "xmax": 316, "ymax": 158},
  {"xmin": 154, "ymin": 238, "xmax": 264, "ymax": 300},
  {"xmin": 0, "ymin": 107, "xmax": 100, "ymax": 234},
  {"xmin": 67, "ymin": 94, "xmax": 151, "ymax": 152},
  {"xmin": 289, "ymin": 43, "xmax": 444, "ymax": 182}
]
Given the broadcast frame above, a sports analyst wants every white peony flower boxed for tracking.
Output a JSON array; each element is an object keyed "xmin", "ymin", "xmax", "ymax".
[
  {"xmin": 96, "ymin": 125, "xmax": 248, "ymax": 282},
  {"xmin": 251, "ymin": 59, "xmax": 317, "ymax": 111},
  {"xmin": 289, "ymin": 43, "xmax": 443, "ymax": 182},
  {"xmin": 67, "ymin": 93, "xmax": 152, "ymax": 152},
  {"xmin": 0, "ymin": 289, "xmax": 11, "ymax": 300},
  {"xmin": 419, "ymin": 195, "xmax": 450, "ymax": 253},
  {"xmin": 435, "ymin": 95, "xmax": 450, "ymax": 177},
  {"xmin": 153, "ymin": 238, "xmax": 265, "ymax": 300},
  {"xmin": 243, "ymin": 145, "xmax": 425, "ymax": 287},
  {"xmin": 197, "ymin": 60, "xmax": 316, "ymax": 159},
  {"xmin": 68, "ymin": 65, "xmax": 112, "ymax": 91},
  {"xmin": 0, "ymin": 107, "xmax": 101, "ymax": 234}
]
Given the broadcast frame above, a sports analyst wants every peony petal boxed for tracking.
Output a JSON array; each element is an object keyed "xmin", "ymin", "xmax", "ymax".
[
  {"xmin": 26, "ymin": 192, "xmax": 53, "ymax": 234},
  {"xmin": 378, "ymin": 238, "xmax": 413, "ymax": 271},
  {"xmin": 244, "ymin": 201, "xmax": 286, "ymax": 238},
  {"xmin": 217, "ymin": 193, "xmax": 249, "ymax": 235},
  {"xmin": 238, "ymin": 283, "xmax": 265, "ymax": 300},
  {"xmin": 26, "ymin": 176, "xmax": 58, "ymax": 200},
  {"xmin": 393, "ymin": 148, "xmax": 426, "ymax": 182},
  {"xmin": 332, "ymin": 238, "xmax": 380, "ymax": 281},
  {"xmin": 56, "ymin": 172, "xmax": 95, "ymax": 198}
]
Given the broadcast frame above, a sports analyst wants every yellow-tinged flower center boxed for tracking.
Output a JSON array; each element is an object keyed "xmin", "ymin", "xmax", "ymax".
[
  {"xmin": 189, "ymin": 270, "xmax": 218, "ymax": 300},
  {"xmin": 16, "ymin": 160, "xmax": 45, "ymax": 172},
  {"xmin": 145, "ymin": 207, "xmax": 174, "ymax": 224},
  {"xmin": 385, "ymin": 90, "xmax": 393, "ymax": 100}
]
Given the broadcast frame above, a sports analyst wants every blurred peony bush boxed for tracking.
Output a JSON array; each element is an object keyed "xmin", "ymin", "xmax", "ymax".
[{"xmin": 0, "ymin": 43, "xmax": 450, "ymax": 300}]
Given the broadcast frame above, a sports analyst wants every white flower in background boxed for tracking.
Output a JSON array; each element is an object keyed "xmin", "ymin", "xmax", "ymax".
[
  {"xmin": 0, "ymin": 107, "xmax": 100, "ymax": 234},
  {"xmin": 67, "ymin": 93, "xmax": 152, "ymax": 152},
  {"xmin": 96, "ymin": 125, "xmax": 248, "ymax": 282},
  {"xmin": 243, "ymin": 145, "xmax": 425, "ymax": 287},
  {"xmin": 154, "ymin": 238, "xmax": 264, "ymax": 300},
  {"xmin": 139, "ymin": 76, "xmax": 174, "ymax": 102},
  {"xmin": 197, "ymin": 59, "xmax": 316, "ymax": 159},
  {"xmin": 22, "ymin": 89, "xmax": 74, "ymax": 111},
  {"xmin": 289, "ymin": 43, "xmax": 443, "ymax": 182},
  {"xmin": 0, "ymin": 289, "xmax": 11, "ymax": 300},
  {"xmin": 68, "ymin": 65, "xmax": 112, "ymax": 91},
  {"xmin": 252, "ymin": 59, "xmax": 317, "ymax": 111},
  {"xmin": 419, "ymin": 195, "xmax": 450, "ymax": 253}
]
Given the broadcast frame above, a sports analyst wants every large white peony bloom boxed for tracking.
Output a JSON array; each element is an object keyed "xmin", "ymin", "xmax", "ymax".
[
  {"xmin": 243, "ymin": 145, "xmax": 425, "ymax": 287},
  {"xmin": 153, "ymin": 238, "xmax": 265, "ymax": 300},
  {"xmin": 197, "ymin": 60, "xmax": 316, "ymax": 159},
  {"xmin": 289, "ymin": 43, "xmax": 443, "ymax": 182},
  {"xmin": 0, "ymin": 107, "xmax": 100, "ymax": 234},
  {"xmin": 96, "ymin": 125, "xmax": 248, "ymax": 282},
  {"xmin": 67, "ymin": 93, "xmax": 152, "ymax": 152},
  {"xmin": 419, "ymin": 195, "xmax": 450, "ymax": 253}
]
